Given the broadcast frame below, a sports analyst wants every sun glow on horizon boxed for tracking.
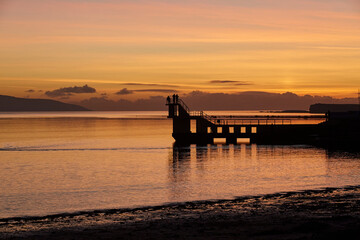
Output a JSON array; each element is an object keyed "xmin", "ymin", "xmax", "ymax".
[{"xmin": 1, "ymin": 0, "xmax": 359, "ymax": 102}]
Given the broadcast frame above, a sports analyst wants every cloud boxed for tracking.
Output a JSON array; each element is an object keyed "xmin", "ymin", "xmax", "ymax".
[
  {"xmin": 122, "ymin": 83, "xmax": 178, "ymax": 88},
  {"xmin": 209, "ymin": 80, "xmax": 252, "ymax": 85},
  {"xmin": 115, "ymin": 88, "xmax": 178, "ymax": 95},
  {"xmin": 45, "ymin": 84, "xmax": 96, "ymax": 97},
  {"xmin": 79, "ymin": 96, "xmax": 167, "ymax": 111},
  {"xmin": 115, "ymin": 88, "xmax": 134, "ymax": 95},
  {"xmin": 134, "ymin": 89, "xmax": 178, "ymax": 93},
  {"xmin": 25, "ymin": 89, "xmax": 35, "ymax": 93},
  {"xmin": 77, "ymin": 91, "xmax": 358, "ymax": 111},
  {"xmin": 181, "ymin": 91, "xmax": 357, "ymax": 111}
]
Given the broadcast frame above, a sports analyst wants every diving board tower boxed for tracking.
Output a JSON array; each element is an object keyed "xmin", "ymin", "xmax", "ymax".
[
  {"xmin": 166, "ymin": 95, "xmax": 191, "ymax": 141},
  {"xmin": 166, "ymin": 95, "xmax": 214, "ymax": 144}
]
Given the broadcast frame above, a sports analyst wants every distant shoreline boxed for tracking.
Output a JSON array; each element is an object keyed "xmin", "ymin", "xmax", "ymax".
[
  {"xmin": 263, "ymin": 110, "xmax": 310, "ymax": 113},
  {"xmin": 1, "ymin": 185, "xmax": 360, "ymax": 239},
  {"xmin": 0, "ymin": 117, "xmax": 169, "ymax": 120},
  {"xmin": 0, "ymin": 95, "xmax": 89, "ymax": 111}
]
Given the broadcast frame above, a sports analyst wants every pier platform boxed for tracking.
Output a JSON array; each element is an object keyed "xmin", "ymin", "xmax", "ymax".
[{"xmin": 166, "ymin": 96, "xmax": 359, "ymax": 148}]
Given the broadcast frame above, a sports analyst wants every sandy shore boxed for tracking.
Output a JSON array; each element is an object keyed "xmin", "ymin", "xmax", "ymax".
[{"xmin": 1, "ymin": 186, "xmax": 360, "ymax": 240}]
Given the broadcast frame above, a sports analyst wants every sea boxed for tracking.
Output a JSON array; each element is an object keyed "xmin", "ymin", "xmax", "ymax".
[{"xmin": 0, "ymin": 111, "xmax": 360, "ymax": 219}]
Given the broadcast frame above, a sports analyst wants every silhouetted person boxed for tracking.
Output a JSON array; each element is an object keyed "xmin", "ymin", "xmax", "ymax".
[
  {"xmin": 175, "ymin": 94, "xmax": 179, "ymax": 103},
  {"xmin": 172, "ymin": 94, "xmax": 176, "ymax": 103},
  {"xmin": 166, "ymin": 96, "xmax": 171, "ymax": 104}
]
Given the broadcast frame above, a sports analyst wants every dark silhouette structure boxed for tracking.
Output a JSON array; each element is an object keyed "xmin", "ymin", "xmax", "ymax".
[
  {"xmin": 310, "ymin": 104, "xmax": 360, "ymax": 113},
  {"xmin": 167, "ymin": 96, "xmax": 360, "ymax": 148}
]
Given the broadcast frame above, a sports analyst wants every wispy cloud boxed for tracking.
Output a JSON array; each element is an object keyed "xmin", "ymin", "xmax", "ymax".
[
  {"xmin": 45, "ymin": 84, "xmax": 96, "ymax": 97},
  {"xmin": 122, "ymin": 83, "xmax": 178, "ymax": 88},
  {"xmin": 115, "ymin": 88, "xmax": 178, "ymax": 94},
  {"xmin": 209, "ymin": 80, "xmax": 252, "ymax": 85},
  {"xmin": 309, "ymin": 46, "xmax": 360, "ymax": 50},
  {"xmin": 115, "ymin": 88, "xmax": 134, "ymax": 95},
  {"xmin": 134, "ymin": 89, "xmax": 178, "ymax": 93}
]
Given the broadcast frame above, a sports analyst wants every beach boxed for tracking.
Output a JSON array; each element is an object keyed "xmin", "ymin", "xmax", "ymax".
[{"xmin": 1, "ymin": 185, "xmax": 360, "ymax": 239}]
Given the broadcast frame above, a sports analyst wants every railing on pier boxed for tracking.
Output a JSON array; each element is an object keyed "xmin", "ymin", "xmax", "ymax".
[
  {"xmin": 190, "ymin": 110, "xmax": 217, "ymax": 123},
  {"xmin": 190, "ymin": 110, "xmax": 326, "ymax": 125},
  {"xmin": 190, "ymin": 110, "xmax": 304, "ymax": 125},
  {"xmin": 178, "ymin": 99, "xmax": 190, "ymax": 113},
  {"xmin": 171, "ymin": 96, "xmax": 326, "ymax": 126},
  {"xmin": 207, "ymin": 118, "xmax": 294, "ymax": 125}
]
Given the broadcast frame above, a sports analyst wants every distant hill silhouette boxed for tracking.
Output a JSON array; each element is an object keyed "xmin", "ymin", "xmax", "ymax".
[
  {"xmin": 0, "ymin": 95, "xmax": 89, "ymax": 111},
  {"xmin": 310, "ymin": 103, "xmax": 360, "ymax": 113}
]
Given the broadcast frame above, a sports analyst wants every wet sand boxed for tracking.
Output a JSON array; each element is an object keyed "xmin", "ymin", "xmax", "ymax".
[{"xmin": 1, "ymin": 186, "xmax": 360, "ymax": 240}]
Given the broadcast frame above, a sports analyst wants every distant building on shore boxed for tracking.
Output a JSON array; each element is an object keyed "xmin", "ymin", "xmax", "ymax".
[{"xmin": 310, "ymin": 104, "xmax": 360, "ymax": 113}]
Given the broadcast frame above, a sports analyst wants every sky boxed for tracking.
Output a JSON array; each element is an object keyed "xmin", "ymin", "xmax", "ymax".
[{"xmin": 0, "ymin": 0, "xmax": 360, "ymax": 107}]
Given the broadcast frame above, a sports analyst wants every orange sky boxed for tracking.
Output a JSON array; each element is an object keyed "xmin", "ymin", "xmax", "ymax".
[{"xmin": 0, "ymin": 0, "xmax": 359, "ymax": 101}]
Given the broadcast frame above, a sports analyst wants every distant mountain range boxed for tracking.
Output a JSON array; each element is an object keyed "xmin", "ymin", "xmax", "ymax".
[{"xmin": 0, "ymin": 95, "xmax": 89, "ymax": 111}]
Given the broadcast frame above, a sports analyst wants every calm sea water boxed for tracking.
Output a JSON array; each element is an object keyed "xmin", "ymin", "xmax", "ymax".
[{"xmin": 0, "ymin": 112, "xmax": 359, "ymax": 219}]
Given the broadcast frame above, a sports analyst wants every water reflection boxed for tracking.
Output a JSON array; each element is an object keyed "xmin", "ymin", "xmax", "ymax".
[
  {"xmin": 168, "ymin": 146, "xmax": 192, "ymax": 200},
  {"xmin": 169, "ymin": 146, "xmax": 191, "ymax": 182},
  {"xmin": 168, "ymin": 144, "xmax": 262, "ymax": 201},
  {"xmin": 3, "ymin": 117, "xmax": 359, "ymax": 219},
  {"xmin": 325, "ymin": 149, "xmax": 360, "ymax": 184},
  {"xmin": 168, "ymin": 144, "xmax": 360, "ymax": 203},
  {"xmin": 326, "ymin": 149, "xmax": 360, "ymax": 159}
]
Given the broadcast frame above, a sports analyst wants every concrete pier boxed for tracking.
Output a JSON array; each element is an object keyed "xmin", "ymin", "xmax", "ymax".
[{"xmin": 166, "ymin": 96, "xmax": 328, "ymax": 145}]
